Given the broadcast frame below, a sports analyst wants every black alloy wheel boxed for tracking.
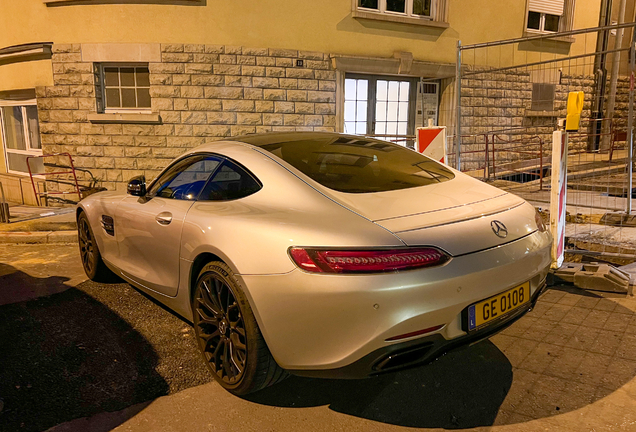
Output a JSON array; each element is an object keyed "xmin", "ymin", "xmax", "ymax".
[
  {"xmin": 79, "ymin": 216, "xmax": 95, "ymax": 275},
  {"xmin": 195, "ymin": 274, "xmax": 247, "ymax": 385},
  {"xmin": 77, "ymin": 212, "xmax": 114, "ymax": 282},
  {"xmin": 192, "ymin": 262, "xmax": 287, "ymax": 395}
]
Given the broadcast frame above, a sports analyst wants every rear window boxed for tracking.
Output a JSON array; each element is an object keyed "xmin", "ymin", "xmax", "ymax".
[{"xmin": 252, "ymin": 135, "xmax": 454, "ymax": 193}]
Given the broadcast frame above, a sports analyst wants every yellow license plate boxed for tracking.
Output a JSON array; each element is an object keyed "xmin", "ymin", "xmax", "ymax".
[{"xmin": 467, "ymin": 282, "xmax": 530, "ymax": 331}]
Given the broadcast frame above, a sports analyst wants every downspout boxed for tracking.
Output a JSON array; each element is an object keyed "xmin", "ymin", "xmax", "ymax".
[
  {"xmin": 589, "ymin": 0, "xmax": 613, "ymax": 151},
  {"xmin": 601, "ymin": 0, "xmax": 628, "ymax": 152}
]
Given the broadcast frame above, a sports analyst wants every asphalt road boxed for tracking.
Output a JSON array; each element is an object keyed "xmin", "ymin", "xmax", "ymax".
[{"xmin": 0, "ymin": 275, "xmax": 212, "ymax": 432}]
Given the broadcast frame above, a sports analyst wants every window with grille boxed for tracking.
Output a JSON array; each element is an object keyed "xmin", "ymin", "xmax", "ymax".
[
  {"xmin": 531, "ymin": 83, "xmax": 556, "ymax": 111},
  {"xmin": 343, "ymin": 74, "xmax": 417, "ymax": 140},
  {"xmin": 101, "ymin": 64, "xmax": 150, "ymax": 112},
  {"xmin": 418, "ymin": 82, "xmax": 439, "ymax": 126}
]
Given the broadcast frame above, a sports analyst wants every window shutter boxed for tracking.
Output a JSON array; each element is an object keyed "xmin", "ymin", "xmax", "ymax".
[{"xmin": 528, "ymin": 0, "xmax": 565, "ymax": 16}]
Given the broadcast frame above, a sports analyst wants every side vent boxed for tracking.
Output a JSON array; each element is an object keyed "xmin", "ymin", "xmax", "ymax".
[{"xmin": 101, "ymin": 215, "xmax": 114, "ymax": 236}]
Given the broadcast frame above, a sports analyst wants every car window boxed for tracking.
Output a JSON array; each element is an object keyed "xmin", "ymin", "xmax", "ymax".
[
  {"xmin": 198, "ymin": 159, "xmax": 262, "ymax": 201},
  {"xmin": 243, "ymin": 134, "xmax": 455, "ymax": 193},
  {"xmin": 147, "ymin": 155, "xmax": 222, "ymax": 200}
]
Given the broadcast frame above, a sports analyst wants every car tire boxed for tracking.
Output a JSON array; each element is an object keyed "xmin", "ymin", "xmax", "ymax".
[
  {"xmin": 192, "ymin": 261, "xmax": 287, "ymax": 395},
  {"xmin": 77, "ymin": 212, "xmax": 116, "ymax": 282}
]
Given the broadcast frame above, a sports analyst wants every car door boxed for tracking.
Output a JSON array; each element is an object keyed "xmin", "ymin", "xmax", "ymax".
[{"xmin": 114, "ymin": 154, "xmax": 222, "ymax": 296}]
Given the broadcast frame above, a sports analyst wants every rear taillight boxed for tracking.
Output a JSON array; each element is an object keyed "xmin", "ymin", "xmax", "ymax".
[{"xmin": 289, "ymin": 247, "xmax": 449, "ymax": 274}]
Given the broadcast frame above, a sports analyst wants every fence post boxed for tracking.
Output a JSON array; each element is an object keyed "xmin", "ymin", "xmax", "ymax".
[
  {"xmin": 627, "ymin": 33, "xmax": 635, "ymax": 214},
  {"xmin": 539, "ymin": 138, "xmax": 544, "ymax": 191},
  {"xmin": 484, "ymin": 134, "xmax": 490, "ymax": 180},
  {"xmin": 455, "ymin": 40, "xmax": 462, "ymax": 171},
  {"xmin": 550, "ymin": 127, "xmax": 568, "ymax": 269}
]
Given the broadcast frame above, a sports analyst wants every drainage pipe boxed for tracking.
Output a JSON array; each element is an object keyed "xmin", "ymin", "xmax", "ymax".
[{"xmin": 601, "ymin": 0, "xmax": 627, "ymax": 152}]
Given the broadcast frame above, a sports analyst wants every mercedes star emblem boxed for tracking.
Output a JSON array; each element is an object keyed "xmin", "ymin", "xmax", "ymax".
[{"xmin": 491, "ymin": 220, "xmax": 508, "ymax": 238}]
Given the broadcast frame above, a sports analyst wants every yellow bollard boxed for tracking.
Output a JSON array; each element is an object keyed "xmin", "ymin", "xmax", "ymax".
[{"xmin": 565, "ymin": 91, "xmax": 584, "ymax": 132}]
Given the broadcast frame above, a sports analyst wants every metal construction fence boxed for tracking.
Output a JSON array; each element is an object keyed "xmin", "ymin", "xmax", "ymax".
[{"xmin": 446, "ymin": 23, "xmax": 636, "ymax": 263}]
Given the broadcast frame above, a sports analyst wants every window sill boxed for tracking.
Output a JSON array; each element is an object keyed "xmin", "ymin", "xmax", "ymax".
[
  {"xmin": 87, "ymin": 113, "xmax": 161, "ymax": 124},
  {"xmin": 523, "ymin": 30, "xmax": 575, "ymax": 44},
  {"xmin": 525, "ymin": 110, "xmax": 561, "ymax": 117},
  {"xmin": 352, "ymin": 10, "xmax": 449, "ymax": 28}
]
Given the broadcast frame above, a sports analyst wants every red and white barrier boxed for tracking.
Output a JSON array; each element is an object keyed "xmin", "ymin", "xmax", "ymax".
[
  {"xmin": 416, "ymin": 126, "xmax": 447, "ymax": 164},
  {"xmin": 550, "ymin": 129, "xmax": 568, "ymax": 269}
]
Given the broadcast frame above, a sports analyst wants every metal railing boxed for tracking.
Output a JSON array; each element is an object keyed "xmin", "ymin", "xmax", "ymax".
[
  {"xmin": 27, "ymin": 153, "xmax": 82, "ymax": 207},
  {"xmin": 0, "ymin": 181, "xmax": 9, "ymax": 223}
]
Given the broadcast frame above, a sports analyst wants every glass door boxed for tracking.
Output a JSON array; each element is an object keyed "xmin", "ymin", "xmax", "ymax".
[
  {"xmin": 343, "ymin": 74, "xmax": 418, "ymax": 145},
  {"xmin": 374, "ymin": 79, "xmax": 411, "ymax": 135}
]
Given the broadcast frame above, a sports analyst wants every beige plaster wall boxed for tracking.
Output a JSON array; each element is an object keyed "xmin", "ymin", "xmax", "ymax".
[
  {"xmin": 0, "ymin": 60, "xmax": 54, "ymax": 92},
  {"xmin": 0, "ymin": 0, "xmax": 603, "ymax": 70}
]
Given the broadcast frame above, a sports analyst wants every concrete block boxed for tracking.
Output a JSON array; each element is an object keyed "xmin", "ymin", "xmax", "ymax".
[{"xmin": 556, "ymin": 262, "xmax": 631, "ymax": 293}]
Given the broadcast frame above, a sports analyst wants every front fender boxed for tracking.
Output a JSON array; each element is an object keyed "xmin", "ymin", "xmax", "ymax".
[{"xmin": 77, "ymin": 191, "xmax": 127, "ymax": 264}]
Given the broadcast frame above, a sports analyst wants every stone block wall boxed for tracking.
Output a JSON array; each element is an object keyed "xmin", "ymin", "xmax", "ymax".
[
  {"xmin": 36, "ymin": 43, "xmax": 337, "ymax": 192},
  {"xmin": 457, "ymin": 68, "xmax": 629, "ymax": 172}
]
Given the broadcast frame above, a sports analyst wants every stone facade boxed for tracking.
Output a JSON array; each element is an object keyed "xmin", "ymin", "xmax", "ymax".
[
  {"xmin": 33, "ymin": 42, "xmax": 632, "ymax": 190},
  {"xmin": 458, "ymin": 68, "xmax": 630, "ymax": 172},
  {"xmin": 36, "ymin": 43, "xmax": 337, "ymax": 192}
]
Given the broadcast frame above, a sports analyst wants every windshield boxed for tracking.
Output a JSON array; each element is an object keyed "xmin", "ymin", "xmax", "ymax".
[{"xmin": 244, "ymin": 134, "xmax": 455, "ymax": 193}]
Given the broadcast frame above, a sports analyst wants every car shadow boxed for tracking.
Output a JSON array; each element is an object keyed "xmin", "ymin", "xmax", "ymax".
[
  {"xmin": 247, "ymin": 340, "xmax": 513, "ymax": 429},
  {"xmin": 0, "ymin": 266, "xmax": 169, "ymax": 432},
  {"xmin": 0, "ymin": 262, "xmax": 72, "ymax": 305},
  {"xmin": 247, "ymin": 285, "xmax": 636, "ymax": 429}
]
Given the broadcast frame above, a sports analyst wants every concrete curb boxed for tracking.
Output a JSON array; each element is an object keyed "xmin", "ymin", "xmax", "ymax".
[{"xmin": 0, "ymin": 231, "xmax": 77, "ymax": 244}]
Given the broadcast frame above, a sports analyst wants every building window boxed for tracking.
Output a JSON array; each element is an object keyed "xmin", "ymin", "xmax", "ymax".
[
  {"xmin": 0, "ymin": 101, "xmax": 43, "ymax": 175},
  {"xmin": 526, "ymin": 0, "xmax": 569, "ymax": 33},
  {"xmin": 344, "ymin": 74, "xmax": 417, "ymax": 140},
  {"xmin": 100, "ymin": 64, "xmax": 150, "ymax": 112},
  {"xmin": 527, "ymin": 11, "xmax": 560, "ymax": 32},
  {"xmin": 358, "ymin": 0, "xmax": 434, "ymax": 18},
  {"xmin": 530, "ymin": 83, "xmax": 556, "ymax": 111}
]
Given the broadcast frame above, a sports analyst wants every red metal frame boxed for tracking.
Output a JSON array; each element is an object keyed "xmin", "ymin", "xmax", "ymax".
[
  {"xmin": 26, "ymin": 153, "xmax": 82, "ymax": 207},
  {"xmin": 608, "ymin": 127, "xmax": 627, "ymax": 162},
  {"xmin": 489, "ymin": 134, "xmax": 545, "ymax": 191}
]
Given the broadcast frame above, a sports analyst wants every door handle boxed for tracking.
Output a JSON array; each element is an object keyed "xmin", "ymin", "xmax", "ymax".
[{"xmin": 155, "ymin": 212, "xmax": 173, "ymax": 226}]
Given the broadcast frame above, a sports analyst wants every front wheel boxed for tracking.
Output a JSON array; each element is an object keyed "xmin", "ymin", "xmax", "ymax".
[
  {"xmin": 77, "ymin": 212, "xmax": 115, "ymax": 282},
  {"xmin": 192, "ymin": 261, "xmax": 286, "ymax": 395}
]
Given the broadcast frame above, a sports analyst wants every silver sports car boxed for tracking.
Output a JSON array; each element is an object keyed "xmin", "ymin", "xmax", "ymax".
[{"xmin": 77, "ymin": 132, "xmax": 552, "ymax": 395}]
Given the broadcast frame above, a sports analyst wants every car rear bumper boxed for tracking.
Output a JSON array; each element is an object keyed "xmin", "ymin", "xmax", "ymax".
[
  {"xmin": 288, "ymin": 280, "xmax": 546, "ymax": 378},
  {"xmin": 240, "ymin": 230, "xmax": 552, "ymax": 373}
]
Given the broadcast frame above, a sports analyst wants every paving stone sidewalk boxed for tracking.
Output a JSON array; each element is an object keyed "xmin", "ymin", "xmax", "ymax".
[
  {"xmin": 0, "ymin": 210, "xmax": 77, "ymax": 244},
  {"xmin": 489, "ymin": 286, "xmax": 636, "ymax": 426}
]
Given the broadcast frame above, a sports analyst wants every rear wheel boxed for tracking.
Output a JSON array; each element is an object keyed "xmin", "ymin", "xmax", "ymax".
[
  {"xmin": 77, "ymin": 212, "xmax": 115, "ymax": 282},
  {"xmin": 192, "ymin": 261, "xmax": 286, "ymax": 395}
]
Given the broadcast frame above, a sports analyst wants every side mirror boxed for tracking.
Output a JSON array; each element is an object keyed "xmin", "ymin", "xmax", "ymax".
[{"xmin": 127, "ymin": 175, "xmax": 146, "ymax": 196}]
